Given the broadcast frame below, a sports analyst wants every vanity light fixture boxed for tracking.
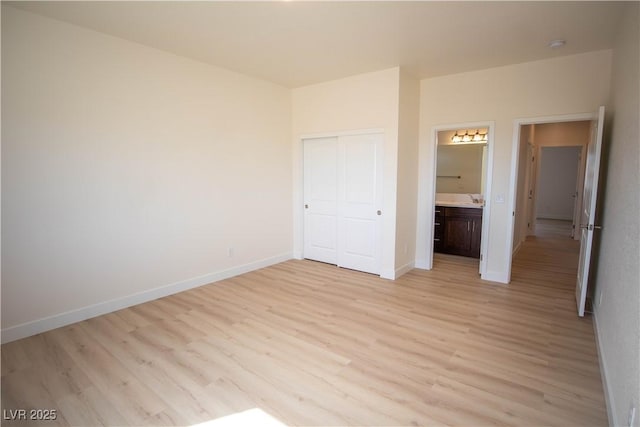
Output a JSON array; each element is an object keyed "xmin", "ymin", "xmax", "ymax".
[
  {"xmin": 452, "ymin": 129, "xmax": 488, "ymax": 143},
  {"xmin": 452, "ymin": 131, "xmax": 463, "ymax": 143},
  {"xmin": 473, "ymin": 130, "xmax": 488, "ymax": 142}
]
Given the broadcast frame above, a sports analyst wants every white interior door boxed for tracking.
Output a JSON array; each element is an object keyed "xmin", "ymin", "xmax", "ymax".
[
  {"xmin": 303, "ymin": 137, "xmax": 338, "ymax": 265},
  {"xmin": 576, "ymin": 106, "xmax": 605, "ymax": 317},
  {"xmin": 526, "ymin": 143, "xmax": 536, "ymax": 236},
  {"xmin": 572, "ymin": 146, "xmax": 587, "ymax": 241},
  {"xmin": 571, "ymin": 147, "xmax": 584, "ymax": 239},
  {"xmin": 338, "ymin": 133, "xmax": 383, "ymax": 274}
]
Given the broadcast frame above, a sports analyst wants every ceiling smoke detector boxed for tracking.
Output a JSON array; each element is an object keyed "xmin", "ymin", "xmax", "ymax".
[{"xmin": 548, "ymin": 39, "xmax": 566, "ymax": 49}]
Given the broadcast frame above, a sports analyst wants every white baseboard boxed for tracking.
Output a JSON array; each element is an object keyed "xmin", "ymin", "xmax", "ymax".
[
  {"xmin": 379, "ymin": 261, "xmax": 417, "ymax": 280},
  {"xmin": 593, "ymin": 311, "xmax": 616, "ymax": 427},
  {"xmin": 481, "ymin": 269, "xmax": 509, "ymax": 284},
  {"xmin": 414, "ymin": 257, "xmax": 430, "ymax": 270},
  {"xmin": 394, "ymin": 261, "xmax": 415, "ymax": 279},
  {"xmin": 536, "ymin": 214, "xmax": 573, "ymax": 221},
  {"xmin": 1, "ymin": 252, "xmax": 292, "ymax": 344},
  {"xmin": 379, "ymin": 268, "xmax": 395, "ymax": 280},
  {"xmin": 513, "ymin": 240, "xmax": 523, "ymax": 257}
]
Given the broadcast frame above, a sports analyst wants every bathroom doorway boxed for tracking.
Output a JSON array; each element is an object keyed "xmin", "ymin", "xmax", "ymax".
[{"xmin": 426, "ymin": 122, "xmax": 495, "ymax": 278}]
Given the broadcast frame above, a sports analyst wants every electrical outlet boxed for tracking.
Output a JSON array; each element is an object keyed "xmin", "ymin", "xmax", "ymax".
[
  {"xmin": 629, "ymin": 405, "xmax": 636, "ymax": 427},
  {"xmin": 227, "ymin": 247, "xmax": 234, "ymax": 258}
]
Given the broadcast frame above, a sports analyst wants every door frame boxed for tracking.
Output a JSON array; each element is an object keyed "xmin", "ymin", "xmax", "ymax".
[
  {"xmin": 507, "ymin": 112, "xmax": 597, "ymax": 282},
  {"xmin": 526, "ymin": 141, "xmax": 537, "ymax": 238},
  {"xmin": 425, "ymin": 121, "xmax": 495, "ymax": 277}
]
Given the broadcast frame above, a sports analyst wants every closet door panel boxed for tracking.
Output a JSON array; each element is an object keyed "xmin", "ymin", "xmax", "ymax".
[
  {"xmin": 303, "ymin": 137, "xmax": 338, "ymax": 265},
  {"xmin": 338, "ymin": 133, "xmax": 383, "ymax": 274}
]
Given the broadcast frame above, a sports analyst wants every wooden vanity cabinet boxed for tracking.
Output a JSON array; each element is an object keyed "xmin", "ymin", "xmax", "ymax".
[
  {"xmin": 433, "ymin": 207, "xmax": 444, "ymax": 252},
  {"xmin": 434, "ymin": 206, "xmax": 482, "ymax": 259}
]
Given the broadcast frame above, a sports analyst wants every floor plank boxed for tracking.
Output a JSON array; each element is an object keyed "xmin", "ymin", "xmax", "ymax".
[{"xmin": 1, "ymin": 232, "xmax": 607, "ymax": 426}]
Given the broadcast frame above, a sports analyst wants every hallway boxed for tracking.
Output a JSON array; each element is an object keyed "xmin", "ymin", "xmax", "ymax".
[
  {"xmin": 513, "ymin": 219, "xmax": 581, "ymax": 291},
  {"xmin": 508, "ymin": 225, "xmax": 606, "ymax": 422}
]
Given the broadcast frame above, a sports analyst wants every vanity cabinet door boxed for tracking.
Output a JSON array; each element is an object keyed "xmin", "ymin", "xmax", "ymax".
[
  {"xmin": 443, "ymin": 215, "xmax": 473, "ymax": 256},
  {"xmin": 441, "ymin": 207, "xmax": 482, "ymax": 258},
  {"xmin": 434, "ymin": 206, "xmax": 444, "ymax": 252},
  {"xmin": 470, "ymin": 216, "xmax": 482, "ymax": 258}
]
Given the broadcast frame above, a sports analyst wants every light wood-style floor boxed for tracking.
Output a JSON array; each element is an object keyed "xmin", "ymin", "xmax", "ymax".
[{"xmin": 1, "ymin": 232, "xmax": 607, "ymax": 426}]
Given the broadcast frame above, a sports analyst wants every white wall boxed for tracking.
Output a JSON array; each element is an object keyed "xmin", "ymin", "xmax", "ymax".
[
  {"xmin": 593, "ymin": 3, "xmax": 640, "ymax": 426},
  {"xmin": 1, "ymin": 7, "xmax": 292, "ymax": 341},
  {"xmin": 535, "ymin": 146, "xmax": 580, "ymax": 220},
  {"xmin": 394, "ymin": 69, "xmax": 420, "ymax": 275},
  {"xmin": 291, "ymin": 67, "xmax": 401, "ymax": 279},
  {"xmin": 534, "ymin": 120, "xmax": 591, "ymax": 148},
  {"xmin": 416, "ymin": 50, "xmax": 612, "ymax": 282}
]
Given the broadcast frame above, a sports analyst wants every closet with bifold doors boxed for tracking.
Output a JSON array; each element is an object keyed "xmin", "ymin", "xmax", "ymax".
[{"xmin": 303, "ymin": 132, "xmax": 383, "ymax": 275}]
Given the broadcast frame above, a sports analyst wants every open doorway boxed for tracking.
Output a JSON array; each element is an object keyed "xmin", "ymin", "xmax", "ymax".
[
  {"xmin": 509, "ymin": 107, "xmax": 606, "ymax": 318},
  {"xmin": 426, "ymin": 122, "xmax": 495, "ymax": 277},
  {"xmin": 536, "ymin": 146, "xmax": 583, "ymax": 238},
  {"xmin": 512, "ymin": 120, "xmax": 590, "ymax": 254},
  {"xmin": 508, "ymin": 107, "xmax": 605, "ymax": 318}
]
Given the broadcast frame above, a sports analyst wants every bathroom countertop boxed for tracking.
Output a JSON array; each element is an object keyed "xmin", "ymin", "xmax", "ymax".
[
  {"xmin": 435, "ymin": 201, "xmax": 484, "ymax": 209},
  {"xmin": 435, "ymin": 193, "xmax": 484, "ymax": 209}
]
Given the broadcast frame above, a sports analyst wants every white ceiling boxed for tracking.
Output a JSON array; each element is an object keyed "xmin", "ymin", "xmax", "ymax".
[{"xmin": 8, "ymin": 1, "xmax": 627, "ymax": 88}]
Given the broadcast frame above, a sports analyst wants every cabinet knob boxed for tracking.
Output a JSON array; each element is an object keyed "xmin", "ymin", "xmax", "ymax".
[{"xmin": 377, "ymin": 210, "xmax": 382, "ymax": 216}]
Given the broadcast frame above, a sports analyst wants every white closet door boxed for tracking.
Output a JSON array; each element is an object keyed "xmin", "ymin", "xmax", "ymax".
[
  {"xmin": 303, "ymin": 137, "xmax": 338, "ymax": 265},
  {"xmin": 337, "ymin": 133, "xmax": 383, "ymax": 274}
]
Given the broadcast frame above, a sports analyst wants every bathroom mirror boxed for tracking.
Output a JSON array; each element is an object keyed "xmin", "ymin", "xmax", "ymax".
[{"xmin": 436, "ymin": 129, "xmax": 488, "ymax": 194}]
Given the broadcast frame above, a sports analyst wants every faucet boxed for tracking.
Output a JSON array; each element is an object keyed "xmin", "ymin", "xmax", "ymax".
[{"xmin": 468, "ymin": 194, "xmax": 482, "ymax": 204}]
